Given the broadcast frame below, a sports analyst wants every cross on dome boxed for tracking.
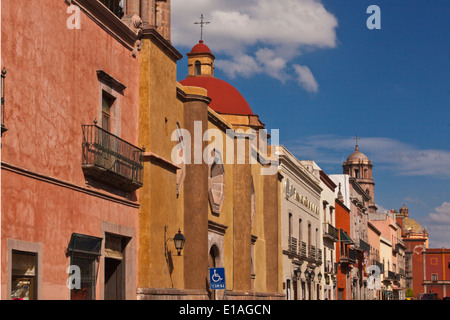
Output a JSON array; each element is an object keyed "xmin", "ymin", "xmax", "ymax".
[{"xmin": 194, "ymin": 14, "xmax": 210, "ymax": 41}]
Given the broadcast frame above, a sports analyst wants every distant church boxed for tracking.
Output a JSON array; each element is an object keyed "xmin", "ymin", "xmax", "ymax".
[{"xmin": 342, "ymin": 141, "xmax": 377, "ymax": 214}]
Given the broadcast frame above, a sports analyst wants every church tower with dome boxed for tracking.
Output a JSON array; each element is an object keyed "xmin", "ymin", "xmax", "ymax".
[
  {"xmin": 342, "ymin": 141, "xmax": 377, "ymax": 213},
  {"xmin": 180, "ymin": 40, "xmax": 265, "ymax": 126}
]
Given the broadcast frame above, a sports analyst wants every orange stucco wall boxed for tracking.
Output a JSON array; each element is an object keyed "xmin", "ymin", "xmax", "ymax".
[{"xmin": 335, "ymin": 199, "xmax": 350, "ymax": 300}]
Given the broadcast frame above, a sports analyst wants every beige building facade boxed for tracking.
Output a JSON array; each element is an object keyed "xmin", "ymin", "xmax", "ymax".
[{"xmin": 278, "ymin": 147, "xmax": 323, "ymax": 300}]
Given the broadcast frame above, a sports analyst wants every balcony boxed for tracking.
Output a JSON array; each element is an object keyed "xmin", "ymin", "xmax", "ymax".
[
  {"xmin": 288, "ymin": 236, "xmax": 298, "ymax": 255},
  {"xmin": 81, "ymin": 124, "xmax": 143, "ymax": 191},
  {"xmin": 1, "ymin": 67, "xmax": 7, "ymax": 136},
  {"xmin": 385, "ymin": 270, "xmax": 397, "ymax": 281},
  {"xmin": 340, "ymin": 247, "xmax": 357, "ymax": 264},
  {"xmin": 299, "ymin": 241, "xmax": 307, "ymax": 258},
  {"xmin": 392, "ymin": 243, "xmax": 400, "ymax": 255},
  {"xmin": 359, "ymin": 239, "xmax": 371, "ymax": 253},
  {"xmin": 323, "ymin": 223, "xmax": 339, "ymax": 242},
  {"xmin": 317, "ymin": 248, "xmax": 322, "ymax": 263},
  {"xmin": 308, "ymin": 244, "xmax": 316, "ymax": 260},
  {"xmin": 324, "ymin": 261, "xmax": 333, "ymax": 274}
]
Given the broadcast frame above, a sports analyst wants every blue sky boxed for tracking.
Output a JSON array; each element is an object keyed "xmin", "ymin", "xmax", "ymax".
[{"xmin": 172, "ymin": 0, "xmax": 450, "ymax": 247}]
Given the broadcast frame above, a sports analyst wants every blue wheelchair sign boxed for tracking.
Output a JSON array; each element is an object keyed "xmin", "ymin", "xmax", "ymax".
[{"xmin": 209, "ymin": 267, "xmax": 226, "ymax": 290}]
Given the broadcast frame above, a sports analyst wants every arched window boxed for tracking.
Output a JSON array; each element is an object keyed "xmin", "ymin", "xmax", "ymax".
[
  {"xmin": 195, "ymin": 60, "xmax": 201, "ymax": 75},
  {"xmin": 209, "ymin": 245, "xmax": 220, "ymax": 268}
]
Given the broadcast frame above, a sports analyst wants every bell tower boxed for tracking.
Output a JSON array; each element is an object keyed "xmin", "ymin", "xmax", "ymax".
[
  {"xmin": 187, "ymin": 15, "xmax": 215, "ymax": 77},
  {"xmin": 186, "ymin": 40, "xmax": 215, "ymax": 77},
  {"xmin": 343, "ymin": 139, "xmax": 377, "ymax": 213}
]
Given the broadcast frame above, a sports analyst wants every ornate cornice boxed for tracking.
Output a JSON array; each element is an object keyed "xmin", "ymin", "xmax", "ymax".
[
  {"xmin": 176, "ymin": 87, "xmax": 212, "ymax": 104},
  {"xmin": 141, "ymin": 24, "xmax": 183, "ymax": 62},
  {"xmin": 208, "ymin": 220, "xmax": 228, "ymax": 236}
]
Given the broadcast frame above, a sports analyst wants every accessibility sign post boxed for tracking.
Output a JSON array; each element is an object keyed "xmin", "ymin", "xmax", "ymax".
[{"xmin": 209, "ymin": 267, "xmax": 226, "ymax": 299}]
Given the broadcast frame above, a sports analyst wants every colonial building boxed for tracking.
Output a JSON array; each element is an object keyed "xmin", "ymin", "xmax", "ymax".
[
  {"xmin": 331, "ymin": 174, "xmax": 371, "ymax": 298},
  {"xmin": 396, "ymin": 204, "xmax": 430, "ymax": 299},
  {"xmin": 369, "ymin": 211, "xmax": 406, "ymax": 299},
  {"xmin": 422, "ymin": 248, "xmax": 450, "ymax": 299},
  {"xmin": 301, "ymin": 161, "xmax": 339, "ymax": 300},
  {"xmin": 318, "ymin": 169, "xmax": 338, "ymax": 300},
  {"xmin": 278, "ymin": 148, "xmax": 323, "ymax": 300},
  {"xmin": 138, "ymin": 36, "xmax": 283, "ymax": 300},
  {"xmin": 333, "ymin": 180, "xmax": 353, "ymax": 300},
  {"xmin": 367, "ymin": 221, "xmax": 382, "ymax": 300},
  {"xmin": 1, "ymin": 0, "xmax": 144, "ymax": 299}
]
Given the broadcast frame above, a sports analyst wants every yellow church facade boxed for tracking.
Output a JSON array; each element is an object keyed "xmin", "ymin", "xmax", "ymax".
[{"xmin": 135, "ymin": 7, "xmax": 283, "ymax": 299}]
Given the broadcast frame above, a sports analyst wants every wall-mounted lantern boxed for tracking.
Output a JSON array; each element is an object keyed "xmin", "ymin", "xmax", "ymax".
[{"xmin": 165, "ymin": 226, "xmax": 186, "ymax": 256}]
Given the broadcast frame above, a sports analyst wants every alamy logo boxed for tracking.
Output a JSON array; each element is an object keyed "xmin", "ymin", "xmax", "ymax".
[
  {"xmin": 170, "ymin": 121, "xmax": 279, "ymax": 176},
  {"xmin": 66, "ymin": 265, "xmax": 81, "ymax": 289},
  {"xmin": 366, "ymin": 5, "xmax": 381, "ymax": 30},
  {"xmin": 366, "ymin": 265, "xmax": 381, "ymax": 290},
  {"xmin": 66, "ymin": 4, "xmax": 81, "ymax": 30}
]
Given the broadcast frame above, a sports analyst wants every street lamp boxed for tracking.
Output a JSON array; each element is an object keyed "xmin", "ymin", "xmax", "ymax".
[
  {"xmin": 304, "ymin": 269, "xmax": 310, "ymax": 282},
  {"xmin": 165, "ymin": 226, "xmax": 186, "ymax": 256},
  {"xmin": 294, "ymin": 267, "xmax": 302, "ymax": 280},
  {"xmin": 318, "ymin": 272, "xmax": 323, "ymax": 282},
  {"xmin": 173, "ymin": 229, "xmax": 186, "ymax": 256}
]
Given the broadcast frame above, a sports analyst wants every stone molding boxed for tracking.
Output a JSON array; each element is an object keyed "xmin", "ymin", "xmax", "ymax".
[
  {"xmin": 141, "ymin": 24, "xmax": 183, "ymax": 62},
  {"xmin": 68, "ymin": 0, "xmax": 139, "ymax": 51},
  {"xmin": 137, "ymin": 287, "xmax": 209, "ymax": 300},
  {"xmin": 1, "ymin": 161, "xmax": 140, "ymax": 208}
]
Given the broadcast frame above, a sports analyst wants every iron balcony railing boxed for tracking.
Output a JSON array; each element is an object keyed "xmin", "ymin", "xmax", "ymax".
[
  {"xmin": 1, "ymin": 67, "xmax": 7, "ymax": 135},
  {"xmin": 359, "ymin": 238, "xmax": 371, "ymax": 253},
  {"xmin": 81, "ymin": 124, "xmax": 143, "ymax": 191},
  {"xmin": 317, "ymin": 248, "xmax": 323, "ymax": 263},
  {"xmin": 393, "ymin": 243, "xmax": 401, "ymax": 255},
  {"xmin": 308, "ymin": 244, "xmax": 316, "ymax": 260},
  {"xmin": 339, "ymin": 246, "xmax": 356, "ymax": 264},
  {"xmin": 299, "ymin": 241, "xmax": 307, "ymax": 258},
  {"xmin": 323, "ymin": 223, "xmax": 339, "ymax": 242},
  {"xmin": 288, "ymin": 236, "xmax": 298, "ymax": 255},
  {"xmin": 386, "ymin": 270, "xmax": 396, "ymax": 281},
  {"xmin": 348, "ymin": 248, "xmax": 357, "ymax": 261}
]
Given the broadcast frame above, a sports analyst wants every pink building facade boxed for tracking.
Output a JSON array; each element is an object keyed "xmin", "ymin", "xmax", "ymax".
[{"xmin": 1, "ymin": 0, "xmax": 142, "ymax": 299}]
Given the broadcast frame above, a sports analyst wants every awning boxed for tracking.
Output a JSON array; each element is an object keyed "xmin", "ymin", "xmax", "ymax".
[
  {"xmin": 67, "ymin": 233, "xmax": 103, "ymax": 256},
  {"xmin": 340, "ymin": 229, "xmax": 354, "ymax": 244}
]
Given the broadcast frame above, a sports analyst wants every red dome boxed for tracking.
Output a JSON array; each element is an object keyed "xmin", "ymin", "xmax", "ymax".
[
  {"xmin": 190, "ymin": 40, "xmax": 212, "ymax": 54},
  {"xmin": 180, "ymin": 76, "xmax": 254, "ymax": 116}
]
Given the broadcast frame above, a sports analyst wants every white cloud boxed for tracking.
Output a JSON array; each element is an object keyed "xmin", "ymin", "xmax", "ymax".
[
  {"xmin": 172, "ymin": 0, "xmax": 338, "ymax": 91},
  {"xmin": 286, "ymin": 135, "xmax": 450, "ymax": 179},
  {"xmin": 424, "ymin": 202, "xmax": 450, "ymax": 248},
  {"xmin": 428, "ymin": 202, "xmax": 450, "ymax": 224},
  {"xmin": 215, "ymin": 54, "xmax": 262, "ymax": 79},
  {"xmin": 293, "ymin": 64, "xmax": 319, "ymax": 93}
]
